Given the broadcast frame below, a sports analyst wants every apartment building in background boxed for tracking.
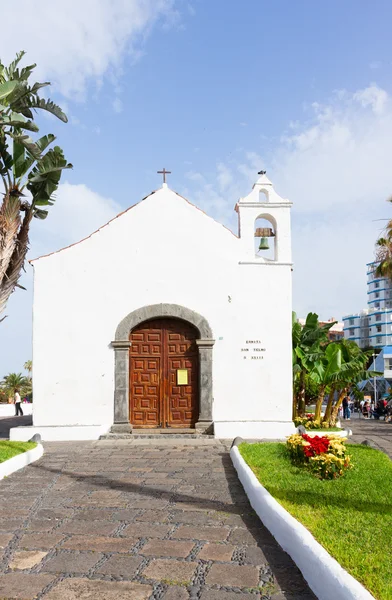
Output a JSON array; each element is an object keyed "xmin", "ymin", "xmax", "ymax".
[{"xmin": 343, "ymin": 261, "xmax": 392, "ymax": 349}]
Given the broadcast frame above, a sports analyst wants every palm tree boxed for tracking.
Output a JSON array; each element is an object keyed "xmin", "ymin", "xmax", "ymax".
[
  {"xmin": 292, "ymin": 312, "xmax": 335, "ymax": 417},
  {"xmin": 23, "ymin": 360, "xmax": 32, "ymax": 375},
  {"xmin": 0, "ymin": 372, "xmax": 31, "ymax": 398},
  {"xmin": 322, "ymin": 340, "xmax": 377, "ymax": 424},
  {"xmin": 375, "ymin": 197, "xmax": 392, "ymax": 279},
  {"xmin": 311, "ymin": 341, "xmax": 379, "ymax": 423},
  {"xmin": 0, "ymin": 51, "xmax": 72, "ymax": 318}
]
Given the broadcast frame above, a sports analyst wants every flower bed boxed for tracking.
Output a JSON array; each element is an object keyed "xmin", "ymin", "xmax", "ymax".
[
  {"xmin": 294, "ymin": 413, "xmax": 327, "ymax": 429},
  {"xmin": 287, "ymin": 433, "xmax": 351, "ymax": 479},
  {"xmin": 294, "ymin": 413, "xmax": 341, "ymax": 431},
  {"xmin": 239, "ymin": 442, "xmax": 392, "ymax": 599}
]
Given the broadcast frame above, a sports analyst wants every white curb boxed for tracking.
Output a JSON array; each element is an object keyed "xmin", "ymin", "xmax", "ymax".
[
  {"xmin": 300, "ymin": 429, "xmax": 351, "ymax": 438},
  {"xmin": 0, "ymin": 443, "xmax": 44, "ymax": 481},
  {"xmin": 230, "ymin": 445, "xmax": 375, "ymax": 600}
]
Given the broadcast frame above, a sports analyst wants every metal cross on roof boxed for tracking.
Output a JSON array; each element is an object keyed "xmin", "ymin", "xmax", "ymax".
[{"xmin": 157, "ymin": 168, "xmax": 171, "ymax": 184}]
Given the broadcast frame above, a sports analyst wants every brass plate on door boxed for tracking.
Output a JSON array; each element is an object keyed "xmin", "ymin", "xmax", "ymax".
[{"xmin": 177, "ymin": 369, "xmax": 188, "ymax": 385}]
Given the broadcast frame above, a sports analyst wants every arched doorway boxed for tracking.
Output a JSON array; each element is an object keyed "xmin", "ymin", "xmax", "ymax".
[
  {"xmin": 111, "ymin": 304, "xmax": 214, "ymax": 434},
  {"xmin": 129, "ymin": 318, "xmax": 199, "ymax": 428}
]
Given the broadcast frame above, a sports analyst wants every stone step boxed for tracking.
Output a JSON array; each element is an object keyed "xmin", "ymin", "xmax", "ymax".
[
  {"xmin": 100, "ymin": 432, "xmax": 215, "ymax": 440},
  {"xmin": 132, "ymin": 428, "xmax": 198, "ymax": 435}
]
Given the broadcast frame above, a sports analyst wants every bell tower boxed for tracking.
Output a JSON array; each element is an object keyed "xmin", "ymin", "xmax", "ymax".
[{"xmin": 235, "ymin": 171, "xmax": 292, "ymax": 264}]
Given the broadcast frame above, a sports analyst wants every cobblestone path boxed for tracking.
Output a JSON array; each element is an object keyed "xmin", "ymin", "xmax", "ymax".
[{"xmin": 0, "ymin": 441, "xmax": 314, "ymax": 599}]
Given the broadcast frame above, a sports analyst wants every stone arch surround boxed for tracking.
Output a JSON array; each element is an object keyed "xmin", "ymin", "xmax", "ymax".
[{"xmin": 111, "ymin": 304, "xmax": 215, "ymax": 434}]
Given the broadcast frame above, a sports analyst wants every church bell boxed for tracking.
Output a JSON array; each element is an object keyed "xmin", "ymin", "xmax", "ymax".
[{"xmin": 258, "ymin": 237, "xmax": 269, "ymax": 251}]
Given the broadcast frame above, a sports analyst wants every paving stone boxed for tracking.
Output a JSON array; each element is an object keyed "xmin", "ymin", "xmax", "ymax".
[
  {"xmin": 142, "ymin": 539, "xmax": 194, "ymax": 558},
  {"xmin": 172, "ymin": 502, "xmax": 211, "ymax": 512},
  {"xmin": 112, "ymin": 508, "xmax": 141, "ymax": 520},
  {"xmin": 58, "ymin": 519, "xmax": 118, "ymax": 535},
  {"xmin": 19, "ymin": 533, "xmax": 66, "ymax": 549},
  {"xmin": 267, "ymin": 565, "xmax": 310, "ymax": 592},
  {"xmin": 9, "ymin": 550, "xmax": 48, "ymax": 570},
  {"xmin": 174, "ymin": 526, "xmax": 229, "ymax": 542},
  {"xmin": 0, "ymin": 518, "xmax": 25, "ymax": 530},
  {"xmin": 245, "ymin": 546, "xmax": 293, "ymax": 567},
  {"xmin": 88, "ymin": 490, "xmax": 123, "ymax": 500},
  {"xmin": 200, "ymin": 592, "xmax": 258, "ymax": 600},
  {"xmin": 35, "ymin": 508, "xmax": 74, "ymax": 520},
  {"xmin": 165, "ymin": 585, "xmax": 189, "ymax": 600},
  {"xmin": 198, "ymin": 543, "xmax": 235, "ymax": 562},
  {"xmin": 129, "ymin": 466, "xmax": 153, "ymax": 472},
  {"xmin": 270, "ymin": 593, "xmax": 316, "ymax": 600},
  {"xmin": 222, "ymin": 512, "xmax": 260, "ymax": 527},
  {"xmin": 171, "ymin": 510, "xmax": 223, "ymax": 525},
  {"xmin": 124, "ymin": 523, "xmax": 171, "ymax": 538},
  {"xmin": 136, "ymin": 510, "xmax": 171, "ymax": 522},
  {"xmin": 0, "ymin": 573, "xmax": 54, "ymax": 599},
  {"xmin": 26, "ymin": 519, "xmax": 55, "ymax": 532},
  {"xmin": 142, "ymin": 559, "xmax": 197, "ymax": 584},
  {"xmin": 42, "ymin": 551, "xmax": 103, "ymax": 573},
  {"xmin": 44, "ymin": 578, "xmax": 153, "ymax": 599},
  {"xmin": 228, "ymin": 528, "xmax": 259, "ymax": 545},
  {"xmin": 206, "ymin": 564, "xmax": 259, "ymax": 587},
  {"xmin": 0, "ymin": 532, "xmax": 13, "ymax": 548},
  {"xmin": 143, "ymin": 472, "xmax": 169, "ymax": 479},
  {"xmin": 0, "ymin": 508, "xmax": 29, "ymax": 518},
  {"xmin": 96, "ymin": 554, "xmax": 143, "ymax": 576},
  {"xmin": 73, "ymin": 509, "xmax": 112, "ymax": 520},
  {"xmin": 62, "ymin": 535, "xmax": 137, "ymax": 552},
  {"xmin": 130, "ymin": 499, "xmax": 170, "ymax": 509}
]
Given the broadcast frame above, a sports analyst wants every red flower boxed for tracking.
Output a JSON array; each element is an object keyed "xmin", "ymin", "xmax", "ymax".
[{"xmin": 301, "ymin": 434, "xmax": 330, "ymax": 457}]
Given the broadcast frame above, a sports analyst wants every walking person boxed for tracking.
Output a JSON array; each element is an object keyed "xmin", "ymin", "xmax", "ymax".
[
  {"xmin": 342, "ymin": 395, "xmax": 351, "ymax": 420},
  {"xmin": 363, "ymin": 400, "xmax": 370, "ymax": 418},
  {"xmin": 14, "ymin": 389, "xmax": 23, "ymax": 416}
]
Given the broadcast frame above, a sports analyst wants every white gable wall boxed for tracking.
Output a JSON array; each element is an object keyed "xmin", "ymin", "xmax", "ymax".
[{"xmin": 30, "ymin": 185, "xmax": 294, "ymax": 439}]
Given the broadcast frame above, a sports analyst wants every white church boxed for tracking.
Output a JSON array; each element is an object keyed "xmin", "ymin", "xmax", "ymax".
[{"xmin": 11, "ymin": 171, "xmax": 295, "ymax": 441}]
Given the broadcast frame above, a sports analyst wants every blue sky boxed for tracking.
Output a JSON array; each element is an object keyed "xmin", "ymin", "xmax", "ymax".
[{"xmin": 2, "ymin": 0, "xmax": 392, "ymax": 373}]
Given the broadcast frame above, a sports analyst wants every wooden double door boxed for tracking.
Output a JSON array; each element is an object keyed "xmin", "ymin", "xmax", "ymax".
[{"xmin": 129, "ymin": 318, "xmax": 199, "ymax": 428}]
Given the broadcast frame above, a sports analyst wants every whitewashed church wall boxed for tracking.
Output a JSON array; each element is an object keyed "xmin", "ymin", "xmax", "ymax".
[{"xmin": 32, "ymin": 187, "xmax": 293, "ymax": 435}]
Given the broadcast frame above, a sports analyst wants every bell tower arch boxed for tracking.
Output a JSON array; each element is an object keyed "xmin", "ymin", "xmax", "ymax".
[{"xmin": 235, "ymin": 171, "xmax": 292, "ymax": 265}]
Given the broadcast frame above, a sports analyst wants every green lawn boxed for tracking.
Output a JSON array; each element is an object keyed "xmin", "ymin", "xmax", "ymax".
[
  {"xmin": 0, "ymin": 441, "xmax": 36, "ymax": 463},
  {"xmin": 240, "ymin": 442, "xmax": 392, "ymax": 600},
  {"xmin": 305, "ymin": 427, "xmax": 342, "ymax": 432}
]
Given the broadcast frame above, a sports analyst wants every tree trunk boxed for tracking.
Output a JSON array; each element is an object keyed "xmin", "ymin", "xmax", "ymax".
[
  {"xmin": 0, "ymin": 209, "xmax": 32, "ymax": 317},
  {"xmin": 297, "ymin": 370, "xmax": 306, "ymax": 416},
  {"xmin": 0, "ymin": 193, "xmax": 21, "ymax": 284},
  {"xmin": 292, "ymin": 391, "xmax": 297, "ymax": 420},
  {"xmin": 314, "ymin": 385, "xmax": 326, "ymax": 422},
  {"xmin": 323, "ymin": 386, "xmax": 335, "ymax": 423},
  {"xmin": 331, "ymin": 388, "xmax": 347, "ymax": 425}
]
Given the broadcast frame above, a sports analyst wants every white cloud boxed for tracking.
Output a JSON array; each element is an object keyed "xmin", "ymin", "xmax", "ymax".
[
  {"xmin": 353, "ymin": 84, "xmax": 388, "ymax": 115},
  {"xmin": 181, "ymin": 85, "xmax": 392, "ymax": 321},
  {"xmin": 272, "ymin": 84, "xmax": 392, "ymax": 213},
  {"xmin": 0, "ymin": 0, "xmax": 177, "ymax": 99}
]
